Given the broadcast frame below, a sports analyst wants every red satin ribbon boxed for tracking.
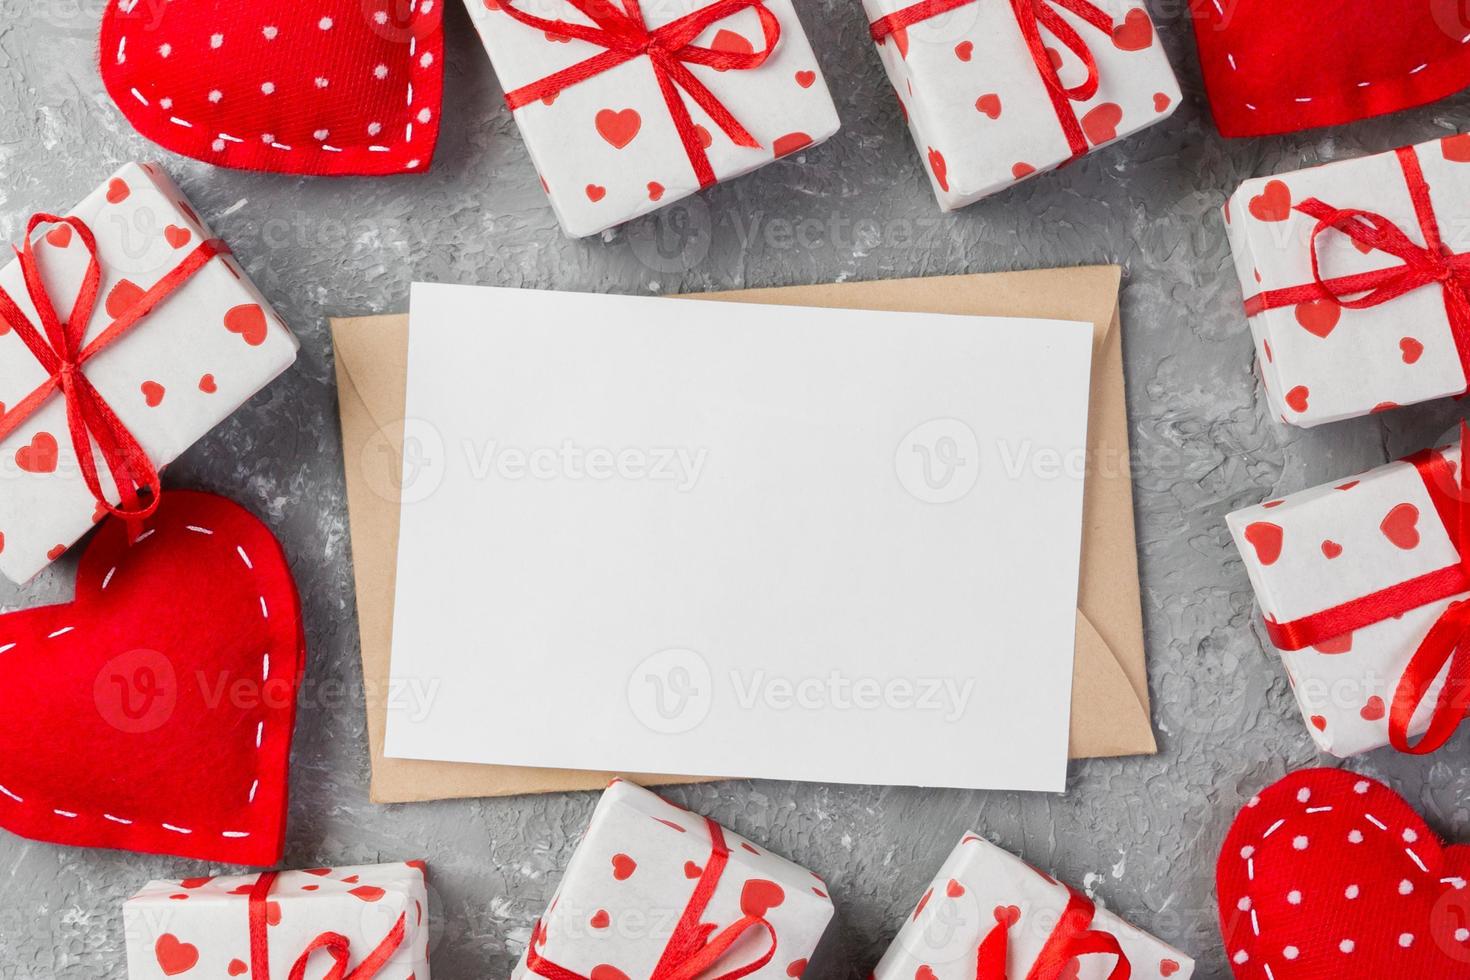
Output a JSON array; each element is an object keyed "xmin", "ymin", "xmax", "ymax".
[
  {"xmin": 1263, "ymin": 424, "xmax": 1470, "ymax": 755},
  {"xmin": 868, "ymin": 0, "xmax": 1116, "ymax": 159},
  {"xmin": 977, "ymin": 890, "xmax": 1130, "ymax": 980},
  {"xmin": 248, "ymin": 871, "xmax": 409, "ymax": 980},
  {"xmin": 497, "ymin": 0, "xmax": 780, "ymax": 189},
  {"xmin": 0, "ymin": 213, "xmax": 221, "ymax": 523},
  {"xmin": 525, "ymin": 818, "xmax": 777, "ymax": 980},
  {"xmin": 1241, "ymin": 145, "xmax": 1470, "ymax": 388}
]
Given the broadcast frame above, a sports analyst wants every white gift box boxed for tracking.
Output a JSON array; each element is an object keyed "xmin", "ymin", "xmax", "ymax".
[
  {"xmin": 872, "ymin": 834, "xmax": 1193, "ymax": 980},
  {"xmin": 1227, "ymin": 443, "xmax": 1466, "ymax": 757},
  {"xmin": 859, "ymin": 0, "xmax": 1179, "ymax": 210},
  {"xmin": 1224, "ymin": 135, "xmax": 1470, "ymax": 428},
  {"xmin": 463, "ymin": 0, "xmax": 840, "ymax": 238},
  {"xmin": 512, "ymin": 780, "xmax": 833, "ymax": 979},
  {"xmin": 0, "ymin": 162, "xmax": 297, "ymax": 584},
  {"xmin": 123, "ymin": 862, "xmax": 431, "ymax": 979}
]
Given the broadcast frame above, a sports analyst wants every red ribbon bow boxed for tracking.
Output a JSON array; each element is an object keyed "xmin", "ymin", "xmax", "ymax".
[
  {"xmin": 248, "ymin": 871, "xmax": 409, "ymax": 980},
  {"xmin": 868, "ymin": 0, "xmax": 1117, "ymax": 160},
  {"xmin": 525, "ymin": 818, "xmax": 778, "ymax": 980},
  {"xmin": 1263, "ymin": 423, "xmax": 1470, "ymax": 755},
  {"xmin": 1242, "ymin": 145, "xmax": 1470, "ymax": 388},
  {"xmin": 496, "ymin": 0, "xmax": 781, "ymax": 189},
  {"xmin": 976, "ymin": 889, "xmax": 1129, "ymax": 980},
  {"xmin": 0, "ymin": 213, "xmax": 221, "ymax": 526}
]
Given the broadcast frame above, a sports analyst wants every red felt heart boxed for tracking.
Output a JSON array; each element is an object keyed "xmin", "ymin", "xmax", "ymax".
[
  {"xmin": 1192, "ymin": 3, "xmax": 1470, "ymax": 137},
  {"xmin": 0, "ymin": 491, "xmax": 303, "ymax": 865},
  {"xmin": 99, "ymin": 0, "xmax": 443, "ymax": 176},
  {"xmin": 1218, "ymin": 769, "xmax": 1470, "ymax": 978},
  {"xmin": 595, "ymin": 108, "xmax": 641, "ymax": 150}
]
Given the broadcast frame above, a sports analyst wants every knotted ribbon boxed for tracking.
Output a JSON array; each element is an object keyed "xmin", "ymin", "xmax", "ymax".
[
  {"xmin": 977, "ymin": 889, "xmax": 1129, "ymax": 980},
  {"xmin": 248, "ymin": 871, "xmax": 409, "ymax": 980},
  {"xmin": 525, "ymin": 818, "xmax": 778, "ymax": 980},
  {"xmin": 1263, "ymin": 423, "xmax": 1470, "ymax": 755},
  {"xmin": 0, "ymin": 213, "xmax": 222, "ymax": 525},
  {"xmin": 868, "ymin": 0, "xmax": 1117, "ymax": 160},
  {"xmin": 1241, "ymin": 145, "xmax": 1470, "ymax": 388},
  {"xmin": 496, "ymin": 0, "xmax": 781, "ymax": 189}
]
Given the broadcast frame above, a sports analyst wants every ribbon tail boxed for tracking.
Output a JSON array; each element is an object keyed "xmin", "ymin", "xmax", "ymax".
[
  {"xmin": 661, "ymin": 915, "xmax": 775, "ymax": 980},
  {"xmin": 1390, "ymin": 599, "xmax": 1470, "ymax": 754},
  {"xmin": 647, "ymin": 53, "xmax": 720, "ymax": 186},
  {"xmin": 976, "ymin": 918, "xmax": 1011, "ymax": 980},
  {"xmin": 343, "ymin": 913, "xmax": 409, "ymax": 980}
]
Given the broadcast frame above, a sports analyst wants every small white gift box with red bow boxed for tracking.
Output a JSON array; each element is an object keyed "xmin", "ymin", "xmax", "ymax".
[
  {"xmin": 871, "ymin": 834, "xmax": 1193, "ymax": 980},
  {"xmin": 511, "ymin": 779, "xmax": 834, "ymax": 980},
  {"xmin": 123, "ymin": 862, "xmax": 431, "ymax": 979},
  {"xmin": 860, "ymin": 0, "xmax": 1179, "ymax": 210},
  {"xmin": 0, "ymin": 162, "xmax": 297, "ymax": 584},
  {"xmin": 1228, "ymin": 435, "xmax": 1470, "ymax": 758},
  {"xmin": 463, "ymin": 0, "xmax": 840, "ymax": 238},
  {"xmin": 1224, "ymin": 135, "xmax": 1470, "ymax": 428}
]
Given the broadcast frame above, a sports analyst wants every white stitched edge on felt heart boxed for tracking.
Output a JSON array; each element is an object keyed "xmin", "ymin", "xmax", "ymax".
[
  {"xmin": 1205, "ymin": 0, "xmax": 1468, "ymax": 115},
  {"xmin": 0, "ymin": 520, "xmax": 276, "ymax": 842},
  {"xmin": 110, "ymin": 0, "xmax": 438, "ymax": 169},
  {"xmin": 1227, "ymin": 780, "xmax": 1470, "ymax": 975}
]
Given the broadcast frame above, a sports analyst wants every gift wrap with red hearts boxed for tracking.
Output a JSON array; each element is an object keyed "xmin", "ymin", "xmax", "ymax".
[
  {"xmin": 860, "ymin": 0, "xmax": 1179, "ymax": 211},
  {"xmin": 123, "ymin": 863, "xmax": 431, "ymax": 978},
  {"xmin": 463, "ymin": 0, "xmax": 840, "ymax": 238},
  {"xmin": 0, "ymin": 162, "xmax": 296, "ymax": 584},
  {"xmin": 510, "ymin": 780, "xmax": 833, "ymax": 980},
  {"xmin": 870, "ymin": 833, "xmax": 1192, "ymax": 980},
  {"xmin": 1218, "ymin": 769, "xmax": 1470, "ymax": 979},
  {"xmin": 1227, "ymin": 438, "xmax": 1470, "ymax": 758},
  {"xmin": 1224, "ymin": 134, "xmax": 1470, "ymax": 428}
]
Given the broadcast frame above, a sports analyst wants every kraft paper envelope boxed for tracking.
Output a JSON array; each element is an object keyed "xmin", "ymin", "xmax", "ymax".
[{"xmin": 331, "ymin": 265, "xmax": 1156, "ymax": 804}]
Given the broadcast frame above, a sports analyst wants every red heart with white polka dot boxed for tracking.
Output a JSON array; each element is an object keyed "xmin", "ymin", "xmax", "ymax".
[
  {"xmin": 1218, "ymin": 769, "xmax": 1470, "ymax": 979},
  {"xmin": 99, "ymin": 0, "xmax": 443, "ymax": 176}
]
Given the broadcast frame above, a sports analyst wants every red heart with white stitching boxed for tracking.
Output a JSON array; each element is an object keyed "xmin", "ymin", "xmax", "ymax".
[
  {"xmin": 1218, "ymin": 769, "xmax": 1470, "ymax": 978},
  {"xmin": 0, "ymin": 492, "xmax": 303, "ymax": 865},
  {"xmin": 99, "ymin": 0, "xmax": 443, "ymax": 176}
]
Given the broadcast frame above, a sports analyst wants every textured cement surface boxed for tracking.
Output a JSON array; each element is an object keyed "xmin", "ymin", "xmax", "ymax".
[{"xmin": 5, "ymin": 1, "xmax": 1470, "ymax": 977}]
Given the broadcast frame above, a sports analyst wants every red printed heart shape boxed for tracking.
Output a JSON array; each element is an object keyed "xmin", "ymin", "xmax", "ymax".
[
  {"xmin": 1081, "ymin": 102, "xmax": 1123, "ymax": 145},
  {"xmin": 155, "ymin": 934, "xmax": 199, "ymax": 976},
  {"xmin": 1111, "ymin": 8, "xmax": 1153, "ymax": 50},
  {"xmin": 595, "ymin": 108, "xmax": 641, "ymax": 150},
  {"xmin": 0, "ymin": 491, "xmax": 303, "ymax": 865},
  {"xmin": 1248, "ymin": 180, "xmax": 1292, "ymax": 222},
  {"xmin": 99, "ymin": 0, "xmax": 443, "ymax": 176},
  {"xmin": 1218, "ymin": 769, "xmax": 1470, "ymax": 978}
]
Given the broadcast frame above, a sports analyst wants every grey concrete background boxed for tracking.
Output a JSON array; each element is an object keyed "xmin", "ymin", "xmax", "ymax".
[{"xmin": 4, "ymin": 0, "xmax": 1470, "ymax": 977}]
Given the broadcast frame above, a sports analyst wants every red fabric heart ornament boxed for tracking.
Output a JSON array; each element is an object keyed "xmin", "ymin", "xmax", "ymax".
[
  {"xmin": 1218, "ymin": 768, "xmax": 1470, "ymax": 978},
  {"xmin": 1192, "ymin": 1, "xmax": 1470, "ymax": 137},
  {"xmin": 0, "ymin": 491, "xmax": 303, "ymax": 865},
  {"xmin": 99, "ymin": 0, "xmax": 443, "ymax": 175}
]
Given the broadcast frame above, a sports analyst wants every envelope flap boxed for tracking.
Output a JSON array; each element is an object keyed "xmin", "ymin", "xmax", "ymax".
[
  {"xmin": 1071, "ymin": 610, "xmax": 1156, "ymax": 757},
  {"xmin": 330, "ymin": 314, "xmax": 411, "ymax": 440}
]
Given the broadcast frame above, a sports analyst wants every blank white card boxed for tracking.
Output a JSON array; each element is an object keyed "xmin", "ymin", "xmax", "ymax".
[{"xmin": 385, "ymin": 283, "xmax": 1094, "ymax": 792}]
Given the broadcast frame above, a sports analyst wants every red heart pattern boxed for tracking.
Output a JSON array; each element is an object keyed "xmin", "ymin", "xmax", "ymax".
[
  {"xmin": 1081, "ymin": 102, "xmax": 1123, "ymax": 145},
  {"xmin": 1111, "ymin": 9, "xmax": 1153, "ymax": 51},
  {"xmin": 975, "ymin": 94, "xmax": 1002, "ymax": 120},
  {"xmin": 927, "ymin": 148, "xmax": 948, "ymax": 192},
  {"xmin": 1218, "ymin": 769, "xmax": 1470, "ymax": 978},
  {"xmin": 595, "ymin": 108, "xmax": 642, "ymax": 150},
  {"xmin": 0, "ymin": 492, "xmax": 303, "ymax": 864},
  {"xmin": 15, "ymin": 431, "xmax": 59, "ymax": 474},
  {"xmin": 611, "ymin": 853, "xmax": 637, "ymax": 880},
  {"xmin": 142, "ymin": 380, "xmax": 166, "ymax": 408},
  {"xmin": 99, "ymin": 0, "xmax": 444, "ymax": 176},
  {"xmin": 1380, "ymin": 503, "xmax": 1420, "ymax": 550},
  {"xmin": 1243, "ymin": 522, "xmax": 1284, "ymax": 565},
  {"xmin": 1294, "ymin": 300, "xmax": 1340, "ymax": 339},
  {"xmin": 155, "ymin": 934, "xmax": 199, "ymax": 976},
  {"xmin": 223, "ymin": 304, "xmax": 269, "ymax": 346},
  {"xmin": 1248, "ymin": 180, "xmax": 1292, "ymax": 222}
]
